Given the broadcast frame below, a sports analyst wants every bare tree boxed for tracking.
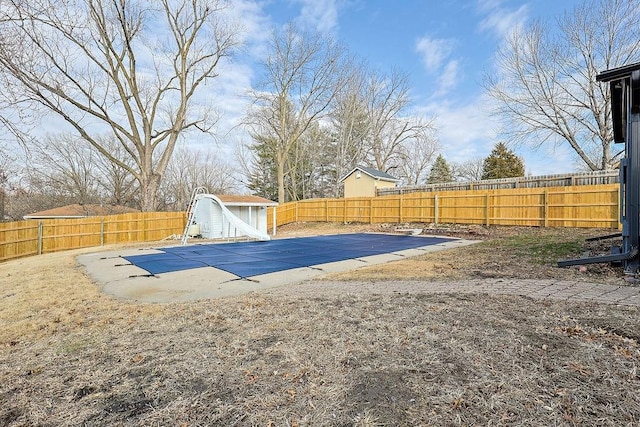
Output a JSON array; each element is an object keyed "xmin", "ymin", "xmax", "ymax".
[
  {"xmin": 160, "ymin": 145, "xmax": 238, "ymax": 210},
  {"xmin": 0, "ymin": 96, "xmax": 38, "ymax": 148},
  {"xmin": 0, "ymin": 145, "xmax": 15, "ymax": 220},
  {"xmin": 29, "ymin": 134, "xmax": 101, "ymax": 204},
  {"xmin": 31, "ymin": 133, "xmax": 139, "ymax": 208},
  {"xmin": 0, "ymin": 0, "xmax": 238, "ymax": 210},
  {"xmin": 453, "ymin": 158, "xmax": 485, "ymax": 181},
  {"xmin": 245, "ymin": 23, "xmax": 347, "ymax": 203},
  {"xmin": 396, "ymin": 127, "xmax": 439, "ymax": 185},
  {"xmin": 485, "ymin": 0, "xmax": 640, "ymax": 171},
  {"xmin": 92, "ymin": 136, "xmax": 138, "ymax": 207},
  {"xmin": 361, "ymin": 69, "xmax": 432, "ymax": 172},
  {"xmin": 329, "ymin": 65, "xmax": 369, "ymax": 195}
]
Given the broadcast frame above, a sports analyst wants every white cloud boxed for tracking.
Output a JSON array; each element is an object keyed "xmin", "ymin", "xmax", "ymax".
[
  {"xmin": 415, "ymin": 36, "xmax": 462, "ymax": 99},
  {"xmin": 415, "ymin": 36, "xmax": 456, "ymax": 73},
  {"xmin": 416, "ymin": 93, "xmax": 573, "ymax": 175},
  {"xmin": 222, "ymin": 0, "xmax": 272, "ymax": 58},
  {"xmin": 179, "ymin": 1, "xmax": 273, "ymax": 153},
  {"xmin": 419, "ymin": 96, "xmax": 497, "ymax": 163},
  {"xmin": 294, "ymin": 0, "xmax": 340, "ymax": 33},
  {"xmin": 478, "ymin": 3, "xmax": 529, "ymax": 39},
  {"xmin": 476, "ymin": 0, "xmax": 505, "ymax": 14},
  {"xmin": 434, "ymin": 60, "xmax": 461, "ymax": 98}
]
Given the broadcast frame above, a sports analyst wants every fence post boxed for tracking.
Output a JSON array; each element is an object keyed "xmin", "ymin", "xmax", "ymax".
[
  {"xmin": 272, "ymin": 207, "xmax": 277, "ymax": 236},
  {"xmin": 399, "ymin": 194, "xmax": 403, "ymax": 223},
  {"xmin": 369, "ymin": 197, "xmax": 373, "ymax": 224},
  {"xmin": 295, "ymin": 202, "xmax": 299, "ymax": 222},
  {"xmin": 325, "ymin": 199, "xmax": 329, "ymax": 222},
  {"xmin": 485, "ymin": 194, "xmax": 490, "ymax": 226},
  {"xmin": 434, "ymin": 194, "xmax": 439, "ymax": 225},
  {"xmin": 543, "ymin": 190, "xmax": 549, "ymax": 227},
  {"xmin": 101, "ymin": 217, "xmax": 105, "ymax": 245},
  {"xmin": 343, "ymin": 199, "xmax": 347, "ymax": 223},
  {"xmin": 37, "ymin": 221, "xmax": 43, "ymax": 255}
]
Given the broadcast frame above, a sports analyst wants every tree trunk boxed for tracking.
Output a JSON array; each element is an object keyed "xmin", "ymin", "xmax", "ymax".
[
  {"xmin": 139, "ymin": 173, "xmax": 161, "ymax": 212},
  {"xmin": 0, "ymin": 189, "xmax": 4, "ymax": 220},
  {"xmin": 277, "ymin": 156, "xmax": 286, "ymax": 204}
]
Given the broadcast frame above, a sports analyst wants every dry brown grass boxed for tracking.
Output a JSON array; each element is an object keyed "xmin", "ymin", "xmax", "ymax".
[
  {"xmin": 0, "ymin": 244, "xmax": 171, "ymax": 346},
  {"xmin": 2, "ymin": 223, "xmax": 639, "ymax": 426},
  {"xmin": 323, "ymin": 223, "xmax": 622, "ymax": 284}
]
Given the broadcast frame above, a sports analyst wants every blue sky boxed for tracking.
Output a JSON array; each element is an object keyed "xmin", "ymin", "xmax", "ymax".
[
  {"xmin": 6, "ymin": 0, "xmax": 588, "ymax": 178},
  {"xmin": 220, "ymin": 0, "xmax": 586, "ymax": 176}
]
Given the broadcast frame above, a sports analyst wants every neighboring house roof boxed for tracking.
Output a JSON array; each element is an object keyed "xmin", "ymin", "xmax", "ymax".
[
  {"xmin": 216, "ymin": 194, "xmax": 278, "ymax": 207},
  {"xmin": 339, "ymin": 166, "xmax": 400, "ymax": 183},
  {"xmin": 24, "ymin": 204, "xmax": 139, "ymax": 219}
]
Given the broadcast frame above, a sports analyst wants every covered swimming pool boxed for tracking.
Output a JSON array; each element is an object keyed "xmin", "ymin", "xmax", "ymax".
[{"xmin": 123, "ymin": 233, "xmax": 456, "ymax": 279}]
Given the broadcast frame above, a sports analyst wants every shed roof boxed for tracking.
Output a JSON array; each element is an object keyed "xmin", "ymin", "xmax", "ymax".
[
  {"xmin": 596, "ymin": 61, "xmax": 640, "ymax": 82},
  {"xmin": 24, "ymin": 204, "xmax": 139, "ymax": 219},
  {"xmin": 339, "ymin": 166, "xmax": 400, "ymax": 183},
  {"xmin": 216, "ymin": 194, "xmax": 278, "ymax": 207}
]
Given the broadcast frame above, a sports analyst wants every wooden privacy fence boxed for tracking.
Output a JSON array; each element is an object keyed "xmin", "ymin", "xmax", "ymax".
[
  {"xmin": 0, "ymin": 184, "xmax": 620, "ymax": 263},
  {"xmin": 267, "ymin": 184, "xmax": 620, "ymax": 230},
  {"xmin": 377, "ymin": 170, "xmax": 620, "ymax": 195},
  {"xmin": 0, "ymin": 212, "xmax": 185, "ymax": 262}
]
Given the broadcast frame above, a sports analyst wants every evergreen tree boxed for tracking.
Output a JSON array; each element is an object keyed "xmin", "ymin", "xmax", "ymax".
[
  {"xmin": 427, "ymin": 154, "xmax": 454, "ymax": 184},
  {"xmin": 246, "ymin": 122, "xmax": 333, "ymax": 202},
  {"xmin": 246, "ymin": 135, "xmax": 279, "ymax": 201},
  {"xmin": 481, "ymin": 142, "xmax": 525, "ymax": 179}
]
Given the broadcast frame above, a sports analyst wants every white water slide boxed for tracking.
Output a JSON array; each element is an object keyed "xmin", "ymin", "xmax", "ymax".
[{"xmin": 182, "ymin": 189, "xmax": 273, "ymax": 245}]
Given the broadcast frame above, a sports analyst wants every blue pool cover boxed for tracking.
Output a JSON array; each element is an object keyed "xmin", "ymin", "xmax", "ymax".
[{"xmin": 123, "ymin": 233, "xmax": 455, "ymax": 278}]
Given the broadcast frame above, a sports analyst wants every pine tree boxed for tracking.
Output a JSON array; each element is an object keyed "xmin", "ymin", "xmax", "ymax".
[
  {"xmin": 427, "ymin": 154, "xmax": 454, "ymax": 184},
  {"xmin": 246, "ymin": 135, "xmax": 279, "ymax": 201},
  {"xmin": 481, "ymin": 142, "xmax": 525, "ymax": 179}
]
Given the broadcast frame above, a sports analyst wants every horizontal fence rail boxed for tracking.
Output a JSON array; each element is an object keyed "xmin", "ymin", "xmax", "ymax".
[{"xmin": 1, "ymin": 184, "xmax": 620, "ymax": 263}]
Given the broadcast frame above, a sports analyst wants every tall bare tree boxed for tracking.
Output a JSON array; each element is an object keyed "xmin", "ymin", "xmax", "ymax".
[
  {"xmin": 0, "ymin": 145, "xmax": 15, "ymax": 220},
  {"xmin": 245, "ymin": 23, "xmax": 347, "ymax": 203},
  {"xmin": 92, "ymin": 136, "xmax": 138, "ymax": 206},
  {"xmin": 485, "ymin": 0, "xmax": 640, "ymax": 171},
  {"xmin": 328, "ymin": 65, "xmax": 369, "ymax": 195},
  {"xmin": 28, "ymin": 134, "xmax": 101, "ymax": 204},
  {"xmin": 396, "ymin": 127, "xmax": 439, "ymax": 185},
  {"xmin": 160, "ymin": 145, "xmax": 238, "ymax": 210},
  {"xmin": 354, "ymin": 68, "xmax": 436, "ymax": 175},
  {"xmin": 0, "ymin": 0, "xmax": 238, "ymax": 210}
]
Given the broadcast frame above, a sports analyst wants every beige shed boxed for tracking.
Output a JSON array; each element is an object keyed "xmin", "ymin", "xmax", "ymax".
[{"xmin": 339, "ymin": 166, "xmax": 399, "ymax": 198}]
